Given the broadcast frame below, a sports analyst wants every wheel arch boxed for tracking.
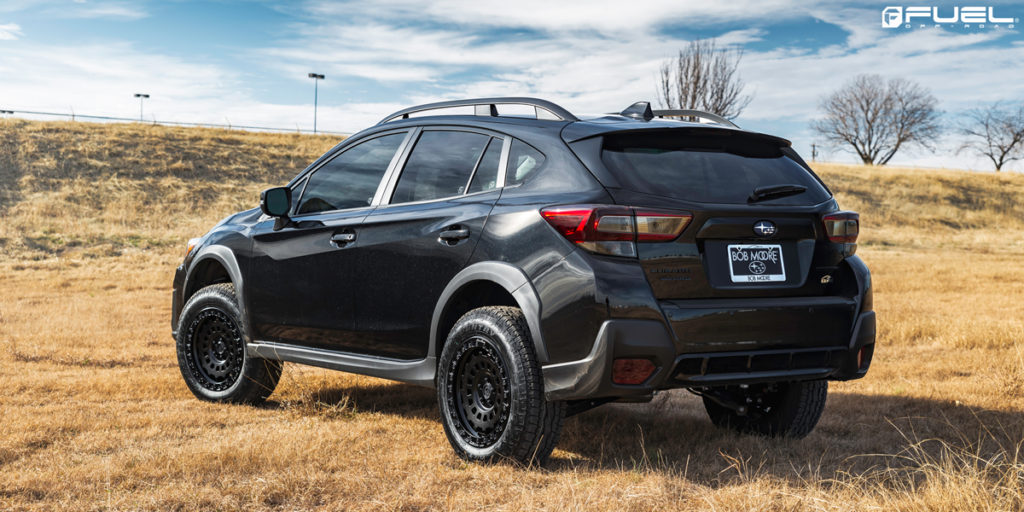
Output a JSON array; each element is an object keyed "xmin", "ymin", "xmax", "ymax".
[
  {"xmin": 430, "ymin": 261, "xmax": 549, "ymax": 364},
  {"xmin": 181, "ymin": 245, "xmax": 249, "ymax": 332}
]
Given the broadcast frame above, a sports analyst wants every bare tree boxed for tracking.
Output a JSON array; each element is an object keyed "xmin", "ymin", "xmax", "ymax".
[
  {"xmin": 957, "ymin": 102, "xmax": 1024, "ymax": 171},
  {"xmin": 658, "ymin": 39, "xmax": 752, "ymax": 120},
  {"xmin": 812, "ymin": 74, "xmax": 941, "ymax": 165}
]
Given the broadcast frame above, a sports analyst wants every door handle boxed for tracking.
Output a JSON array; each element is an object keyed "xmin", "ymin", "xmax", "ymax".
[
  {"xmin": 438, "ymin": 227, "xmax": 470, "ymax": 243},
  {"xmin": 330, "ymin": 232, "xmax": 356, "ymax": 246}
]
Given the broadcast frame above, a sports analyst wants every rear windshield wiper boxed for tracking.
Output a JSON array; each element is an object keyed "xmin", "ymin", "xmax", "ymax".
[{"xmin": 748, "ymin": 184, "xmax": 807, "ymax": 203}]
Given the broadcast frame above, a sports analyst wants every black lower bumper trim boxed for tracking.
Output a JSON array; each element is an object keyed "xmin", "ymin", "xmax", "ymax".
[{"xmin": 672, "ymin": 346, "xmax": 845, "ymax": 385}]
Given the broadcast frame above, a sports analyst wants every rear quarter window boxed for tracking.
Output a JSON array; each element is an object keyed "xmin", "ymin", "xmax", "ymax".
[
  {"xmin": 506, "ymin": 139, "xmax": 546, "ymax": 186},
  {"xmin": 601, "ymin": 131, "xmax": 831, "ymax": 205}
]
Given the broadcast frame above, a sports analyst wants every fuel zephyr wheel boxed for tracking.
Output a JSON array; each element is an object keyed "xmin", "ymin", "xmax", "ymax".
[
  {"xmin": 437, "ymin": 306, "xmax": 565, "ymax": 465},
  {"xmin": 175, "ymin": 283, "xmax": 281, "ymax": 404},
  {"xmin": 185, "ymin": 308, "xmax": 245, "ymax": 391},
  {"xmin": 449, "ymin": 338, "xmax": 512, "ymax": 448}
]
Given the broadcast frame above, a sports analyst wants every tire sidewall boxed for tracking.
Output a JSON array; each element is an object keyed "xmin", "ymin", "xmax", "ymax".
[
  {"xmin": 176, "ymin": 285, "xmax": 251, "ymax": 401},
  {"xmin": 438, "ymin": 312, "xmax": 531, "ymax": 461}
]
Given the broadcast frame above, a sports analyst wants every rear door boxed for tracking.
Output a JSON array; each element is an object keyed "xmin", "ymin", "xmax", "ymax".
[
  {"xmin": 247, "ymin": 130, "xmax": 411, "ymax": 351},
  {"xmin": 352, "ymin": 128, "xmax": 506, "ymax": 360}
]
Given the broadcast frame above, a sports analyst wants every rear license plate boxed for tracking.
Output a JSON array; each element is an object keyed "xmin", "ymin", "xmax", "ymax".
[{"xmin": 727, "ymin": 244, "xmax": 785, "ymax": 283}]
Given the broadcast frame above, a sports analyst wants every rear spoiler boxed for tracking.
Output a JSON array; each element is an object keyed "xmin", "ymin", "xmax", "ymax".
[{"xmin": 562, "ymin": 123, "xmax": 792, "ymax": 148}]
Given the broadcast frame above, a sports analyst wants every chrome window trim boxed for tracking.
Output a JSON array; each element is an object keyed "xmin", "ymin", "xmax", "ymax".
[
  {"xmin": 462, "ymin": 137, "xmax": 496, "ymax": 195},
  {"xmin": 496, "ymin": 135, "xmax": 512, "ymax": 188},
  {"xmin": 373, "ymin": 188, "xmax": 500, "ymax": 210}
]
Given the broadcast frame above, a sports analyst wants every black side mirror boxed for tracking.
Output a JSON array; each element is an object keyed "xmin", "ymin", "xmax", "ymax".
[{"xmin": 260, "ymin": 187, "xmax": 291, "ymax": 217}]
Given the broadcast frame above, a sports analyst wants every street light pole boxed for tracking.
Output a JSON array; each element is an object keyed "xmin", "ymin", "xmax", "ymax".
[
  {"xmin": 307, "ymin": 73, "xmax": 324, "ymax": 133},
  {"xmin": 134, "ymin": 93, "xmax": 150, "ymax": 121}
]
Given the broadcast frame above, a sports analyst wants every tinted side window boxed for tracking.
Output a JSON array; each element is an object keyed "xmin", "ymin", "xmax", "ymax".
[
  {"xmin": 392, "ymin": 131, "xmax": 490, "ymax": 204},
  {"xmin": 297, "ymin": 133, "xmax": 405, "ymax": 215},
  {"xmin": 506, "ymin": 139, "xmax": 545, "ymax": 186},
  {"xmin": 467, "ymin": 137, "xmax": 502, "ymax": 194}
]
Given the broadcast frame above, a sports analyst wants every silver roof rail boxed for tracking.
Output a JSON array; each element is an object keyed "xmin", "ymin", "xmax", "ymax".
[
  {"xmin": 377, "ymin": 97, "xmax": 579, "ymax": 125},
  {"xmin": 652, "ymin": 109, "xmax": 739, "ymax": 129}
]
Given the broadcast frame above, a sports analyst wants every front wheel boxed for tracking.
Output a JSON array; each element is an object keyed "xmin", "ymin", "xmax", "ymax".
[
  {"xmin": 702, "ymin": 380, "xmax": 828, "ymax": 438},
  {"xmin": 176, "ymin": 283, "xmax": 282, "ymax": 404},
  {"xmin": 437, "ymin": 306, "xmax": 565, "ymax": 465}
]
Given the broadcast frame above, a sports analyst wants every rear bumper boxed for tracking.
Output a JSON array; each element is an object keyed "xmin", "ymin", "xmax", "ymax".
[
  {"xmin": 541, "ymin": 307, "xmax": 875, "ymax": 401},
  {"xmin": 660, "ymin": 296, "xmax": 858, "ymax": 352},
  {"xmin": 672, "ymin": 309, "xmax": 875, "ymax": 385}
]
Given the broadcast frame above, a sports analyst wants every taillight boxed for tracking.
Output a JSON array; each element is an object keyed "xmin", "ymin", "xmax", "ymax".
[
  {"xmin": 634, "ymin": 210, "xmax": 692, "ymax": 241},
  {"xmin": 541, "ymin": 205, "xmax": 691, "ymax": 257},
  {"xmin": 822, "ymin": 211, "xmax": 859, "ymax": 243}
]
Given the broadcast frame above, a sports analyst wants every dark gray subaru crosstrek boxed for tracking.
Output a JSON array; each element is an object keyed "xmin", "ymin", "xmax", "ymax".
[{"xmin": 172, "ymin": 98, "xmax": 875, "ymax": 465}]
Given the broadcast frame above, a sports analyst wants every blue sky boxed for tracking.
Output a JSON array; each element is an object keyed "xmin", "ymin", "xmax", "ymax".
[{"xmin": 1, "ymin": 0, "xmax": 1022, "ymax": 170}]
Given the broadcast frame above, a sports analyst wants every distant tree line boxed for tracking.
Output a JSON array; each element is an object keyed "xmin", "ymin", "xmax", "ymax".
[{"xmin": 658, "ymin": 39, "xmax": 1024, "ymax": 171}]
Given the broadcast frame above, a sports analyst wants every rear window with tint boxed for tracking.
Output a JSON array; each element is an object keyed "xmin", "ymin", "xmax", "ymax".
[
  {"xmin": 392, "ymin": 130, "xmax": 489, "ymax": 204},
  {"xmin": 601, "ymin": 131, "xmax": 831, "ymax": 205}
]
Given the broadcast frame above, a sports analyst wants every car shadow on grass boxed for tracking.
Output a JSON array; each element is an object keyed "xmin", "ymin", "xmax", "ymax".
[
  {"xmin": 261, "ymin": 380, "xmax": 1023, "ymax": 482},
  {"xmin": 551, "ymin": 390, "xmax": 1024, "ymax": 482},
  {"xmin": 264, "ymin": 381, "xmax": 439, "ymax": 422}
]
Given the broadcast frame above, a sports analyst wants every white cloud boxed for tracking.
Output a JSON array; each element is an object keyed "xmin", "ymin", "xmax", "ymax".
[
  {"xmin": 0, "ymin": 1, "xmax": 146, "ymax": 20},
  {"xmin": 304, "ymin": 0, "xmax": 809, "ymax": 34},
  {"xmin": 259, "ymin": 3, "xmax": 1024, "ymax": 125},
  {"xmin": 0, "ymin": 22, "xmax": 22, "ymax": 40},
  {"xmin": 63, "ymin": 2, "xmax": 148, "ymax": 20}
]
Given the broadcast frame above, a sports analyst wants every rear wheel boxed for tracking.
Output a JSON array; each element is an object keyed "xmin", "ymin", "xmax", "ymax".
[
  {"xmin": 702, "ymin": 380, "xmax": 827, "ymax": 438},
  {"xmin": 437, "ymin": 306, "xmax": 565, "ymax": 465},
  {"xmin": 176, "ymin": 283, "xmax": 282, "ymax": 404}
]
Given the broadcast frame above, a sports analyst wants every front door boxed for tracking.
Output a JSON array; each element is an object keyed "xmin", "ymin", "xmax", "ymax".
[{"xmin": 246, "ymin": 131, "xmax": 410, "ymax": 352}]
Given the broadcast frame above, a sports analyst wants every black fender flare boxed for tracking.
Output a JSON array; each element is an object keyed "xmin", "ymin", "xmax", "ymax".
[
  {"xmin": 182, "ymin": 245, "xmax": 250, "ymax": 334},
  {"xmin": 429, "ymin": 261, "xmax": 549, "ymax": 364},
  {"xmin": 845, "ymin": 254, "xmax": 872, "ymax": 315}
]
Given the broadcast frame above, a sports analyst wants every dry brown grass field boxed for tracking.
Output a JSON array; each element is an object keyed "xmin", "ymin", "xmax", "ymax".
[{"xmin": 1, "ymin": 119, "xmax": 1023, "ymax": 511}]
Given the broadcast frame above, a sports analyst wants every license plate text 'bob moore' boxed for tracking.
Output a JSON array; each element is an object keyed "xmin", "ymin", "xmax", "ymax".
[{"xmin": 728, "ymin": 244, "xmax": 786, "ymax": 283}]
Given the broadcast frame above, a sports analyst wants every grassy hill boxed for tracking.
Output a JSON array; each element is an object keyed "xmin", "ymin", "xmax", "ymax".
[
  {"xmin": 1, "ymin": 119, "xmax": 1022, "ymax": 510},
  {"xmin": 0, "ymin": 120, "xmax": 338, "ymax": 261},
  {"xmin": 1, "ymin": 118, "xmax": 1022, "ymax": 261}
]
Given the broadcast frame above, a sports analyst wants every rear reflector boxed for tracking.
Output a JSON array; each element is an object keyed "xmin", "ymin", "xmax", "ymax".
[
  {"xmin": 822, "ymin": 211, "xmax": 859, "ymax": 243},
  {"xmin": 612, "ymin": 358, "xmax": 657, "ymax": 385},
  {"xmin": 541, "ymin": 205, "xmax": 692, "ymax": 257},
  {"xmin": 857, "ymin": 344, "xmax": 874, "ymax": 370}
]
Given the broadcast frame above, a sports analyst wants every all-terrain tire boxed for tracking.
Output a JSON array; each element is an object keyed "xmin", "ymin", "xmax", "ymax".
[
  {"xmin": 176, "ymin": 283, "xmax": 282, "ymax": 404},
  {"xmin": 437, "ymin": 306, "xmax": 566, "ymax": 466},
  {"xmin": 703, "ymin": 380, "xmax": 828, "ymax": 438}
]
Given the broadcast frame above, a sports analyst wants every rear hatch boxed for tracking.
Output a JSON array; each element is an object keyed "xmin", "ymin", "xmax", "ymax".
[{"xmin": 566, "ymin": 127, "xmax": 858, "ymax": 351}]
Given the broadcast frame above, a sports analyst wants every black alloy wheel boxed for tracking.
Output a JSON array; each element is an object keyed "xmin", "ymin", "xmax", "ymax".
[
  {"xmin": 448, "ymin": 337, "xmax": 512, "ymax": 448},
  {"xmin": 186, "ymin": 308, "xmax": 245, "ymax": 392}
]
